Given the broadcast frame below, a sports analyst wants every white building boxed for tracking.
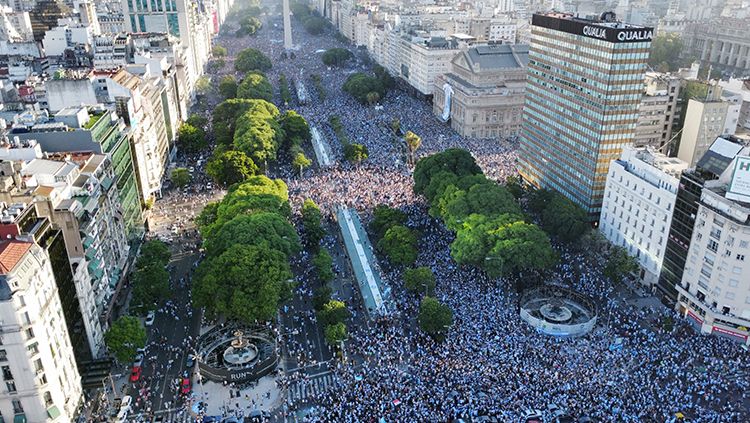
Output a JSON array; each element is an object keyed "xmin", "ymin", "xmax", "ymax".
[
  {"xmin": 387, "ymin": 34, "xmax": 461, "ymax": 96},
  {"xmin": 41, "ymin": 20, "xmax": 93, "ymax": 56},
  {"xmin": 676, "ymin": 151, "xmax": 750, "ymax": 345},
  {"xmin": 0, "ymin": 239, "xmax": 82, "ymax": 422},
  {"xmin": 600, "ymin": 146, "xmax": 688, "ymax": 288},
  {"xmin": 677, "ymin": 86, "xmax": 730, "ymax": 167},
  {"xmin": 719, "ymin": 78, "xmax": 750, "ymax": 132}
]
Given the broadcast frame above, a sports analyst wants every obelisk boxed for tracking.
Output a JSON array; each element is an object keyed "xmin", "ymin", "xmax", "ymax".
[{"xmin": 283, "ymin": 0, "xmax": 293, "ymax": 50}]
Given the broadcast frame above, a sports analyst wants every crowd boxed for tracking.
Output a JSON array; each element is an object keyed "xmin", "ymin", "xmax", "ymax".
[{"xmin": 109, "ymin": 7, "xmax": 750, "ymax": 423}]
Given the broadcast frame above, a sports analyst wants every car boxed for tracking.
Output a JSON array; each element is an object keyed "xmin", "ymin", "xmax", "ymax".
[
  {"xmin": 129, "ymin": 366, "xmax": 142, "ymax": 382},
  {"xmin": 186, "ymin": 354, "xmax": 195, "ymax": 368},
  {"xmin": 180, "ymin": 377, "xmax": 191, "ymax": 395},
  {"xmin": 145, "ymin": 311, "xmax": 156, "ymax": 326},
  {"xmin": 133, "ymin": 353, "xmax": 144, "ymax": 367},
  {"xmin": 119, "ymin": 395, "xmax": 132, "ymax": 412}
]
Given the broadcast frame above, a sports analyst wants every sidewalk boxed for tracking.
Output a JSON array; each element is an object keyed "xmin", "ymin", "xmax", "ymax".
[{"xmin": 193, "ymin": 374, "xmax": 283, "ymax": 419}]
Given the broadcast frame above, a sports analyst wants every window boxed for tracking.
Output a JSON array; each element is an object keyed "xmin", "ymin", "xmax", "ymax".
[
  {"xmin": 11, "ymin": 399, "xmax": 22, "ymax": 413},
  {"xmin": 1, "ymin": 366, "xmax": 12, "ymax": 381},
  {"xmin": 707, "ymin": 240, "xmax": 718, "ymax": 252},
  {"xmin": 5, "ymin": 381, "xmax": 15, "ymax": 393},
  {"xmin": 737, "ymin": 254, "xmax": 745, "ymax": 261},
  {"xmin": 25, "ymin": 328, "xmax": 34, "ymax": 340},
  {"xmin": 43, "ymin": 391, "xmax": 53, "ymax": 406},
  {"xmin": 0, "ymin": 350, "xmax": 5, "ymax": 361}
]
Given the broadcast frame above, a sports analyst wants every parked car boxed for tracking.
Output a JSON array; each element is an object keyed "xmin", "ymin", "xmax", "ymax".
[
  {"xmin": 133, "ymin": 353, "xmax": 144, "ymax": 367},
  {"xmin": 145, "ymin": 311, "xmax": 156, "ymax": 326},
  {"xmin": 180, "ymin": 377, "xmax": 191, "ymax": 395},
  {"xmin": 130, "ymin": 366, "xmax": 142, "ymax": 382}
]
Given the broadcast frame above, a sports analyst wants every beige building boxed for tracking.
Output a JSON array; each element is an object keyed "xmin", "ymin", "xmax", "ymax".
[
  {"xmin": 634, "ymin": 72, "xmax": 681, "ymax": 150},
  {"xmin": 387, "ymin": 34, "xmax": 461, "ymax": 96},
  {"xmin": 0, "ymin": 238, "xmax": 82, "ymax": 422},
  {"xmin": 677, "ymin": 86, "xmax": 729, "ymax": 167},
  {"xmin": 432, "ymin": 44, "xmax": 527, "ymax": 139},
  {"xmin": 677, "ymin": 157, "xmax": 750, "ymax": 345}
]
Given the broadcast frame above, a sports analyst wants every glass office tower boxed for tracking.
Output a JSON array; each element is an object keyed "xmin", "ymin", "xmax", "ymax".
[{"xmin": 519, "ymin": 12, "xmax": 653, "ymax": 219}]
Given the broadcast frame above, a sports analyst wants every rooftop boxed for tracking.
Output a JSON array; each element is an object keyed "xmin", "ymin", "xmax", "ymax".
[
  {"xmin": 0, "ymin": 240, "xmax": 31, "ymax": 275},
  {"xmin": 465, "ymin": 44, "xmax": 529, "ymax": 71}
]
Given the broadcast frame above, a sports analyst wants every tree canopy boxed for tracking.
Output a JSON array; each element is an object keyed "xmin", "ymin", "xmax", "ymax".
[
  {"xmin": 403, "ymin": 266, "xmax": 436, "ymax": 296},
  {"xmin": 213, "ymin": 98, "xmax": 279, "ymax": 146},
  {"xmin": 322, "ymin": 48, "xmax": 353, "ymax": 66},
  {"xmin": 648, "ymin": 34, "xmax": 688, "ymax": 72},
  {"xmin": 237, "ymin": 72, "xmax": 273, "ymax": 101},
  {"xmin": 231, "ymin": 99, "xmax": 284, "ymax": 165},
  {"xmin": 203, "ymin": 212, "xmax": 300, "ymax": 258},
  {"xmin": 280, "ymin": 110, "xmax": 311, "ymax": 148},
  {"xmin": 413, "ymin": 148, "xmax": 482, "ymax": 195},
  {"xmin": 238, "ymin": 16, "xmax": 262, "ymax": 36},
  {"xmin": 218, "ymin": 75, "xmax": 238, "ymax": 99},
  {"xmin": 378, "ymin": 224, "xmax": 418, "ymax": 266},
  {"xmin": 369, "ymin": 205, "xmax": 406, "ymax": 239},
  {"xmin": 539, "ymin": 191, "xmax": 589, "ymax": 242},
  {"xmin": 105, "ymin": 316, "xmax": 147, "ymax": 363},
  {"xmin": 418, "ymin": 297, "xmax": 453, "ymax": 339},
  {"xmin": 313, "ymin": 248, "xmax": 334, "ymax": 283},
  {"xmin": 193, "ymin": 244, "xmax": 292, "ymax": 323},
  {"xmin": 206, "ymin": 149, "xmax": 258, "ymax": 187},
  {"xmin": 235, "ymin": 48, "xmax": 272, "ymax": 73},
  {"xmin": 604, "ymin": 245, "xmax": 639, "ymax": 282},
  {"xmin": 343, "ymin": 143, "xmax": 368, "ymax": 164},
  {"xmin": 178, "ymin": 122, "xmax": 207, "ymax": 153},
  {"xmin": 342, "ymin": 72, "xmax": 386, "ymax": 104},
  {"xmin": 302, "ymin": 199, "xmax": 325, "ymax": 247},
  {"xmin": 171, "ymin": 167, "xmax": 191, "ymax": 188}
]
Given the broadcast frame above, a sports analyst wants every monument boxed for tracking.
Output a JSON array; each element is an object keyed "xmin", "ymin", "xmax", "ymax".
[
  {"xmin": 195, "ymin": 323, "xmax": 278, "ymax": 383},
  {"xmin": 282, "ymin": 0, "xmax": 293, "ymax": 50}
]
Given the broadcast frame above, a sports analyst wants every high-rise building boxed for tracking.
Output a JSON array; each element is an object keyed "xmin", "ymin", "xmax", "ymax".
[
  {"xmin": 676, "ymin": 151, "xmax": 750, "ymax": 345},
  {"xmin": 518, "ymin": 12, "xmax": 653, "ymax": 219},
  {"xmin": 599, "ymin": 146, "xmax": 688, "ymax": 289},
  {"xmin": 0, "ymin": 234, "xmax": 83, "ymax": 422},
  {"xmin": 634, "ymin": 72, "xmax": 681, "ymax": 150},
  {"xmin": 677, "ymin": 85, "xmax": 730, "ymax": 167},
  {"xmin": 658, "ymin": 135, "xmax": 749, "ymax": 303}
]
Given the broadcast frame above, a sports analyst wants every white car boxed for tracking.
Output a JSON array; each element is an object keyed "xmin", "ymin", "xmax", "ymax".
[{"xmin": 145, "ymin": 311, "xmax": 156, "ymax": 326}]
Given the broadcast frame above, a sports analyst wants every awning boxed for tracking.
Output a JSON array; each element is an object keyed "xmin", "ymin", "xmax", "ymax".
[
  {"xmin": 47, "ymin": 406, "xmax": 61, "ymax": 419},
  {"xmin": 14, "ymin": 415, "xmax": 27, "ymax": 423},
  {"xmin": 101, "ymin": 177, "xmax": 114, "ymax": 191}
]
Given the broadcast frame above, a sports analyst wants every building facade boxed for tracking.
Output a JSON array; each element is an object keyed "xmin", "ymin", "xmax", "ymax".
[
  {"xmin": 432, "ymin": 44, "xmax": 527, "ymax": 139},
  {"xmin": 677, "ymin": 86, "xmax": 729, "ymax": 167},
  {"xmin": 518, "ymin": 12, "xmax": 653, "ymax": 219},
  {"xmin": 599, "ymin": 146, "xmax": 688, "ymax": 288},
  {"xmin": 0, "ymin": 238, "xmax": 82, "ymax": 422},
  {"xmin": 684, "ymin": 18, "xmax": 750, "ymax": 76},
  {"xmin": 634, "ymin": 72, "xmax": 680, "ymax": 150},
  {"xmin": 676, "ymin": 179, "xmax": 750, "ymax": 345}
]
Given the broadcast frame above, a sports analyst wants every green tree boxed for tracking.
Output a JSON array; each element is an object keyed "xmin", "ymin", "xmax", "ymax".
[
  {"xmin": 279, "ymin": 74, "xmax": 292, "ymax": 104},
  {"xmin": 318, "ymin": 300, "xmax": 350, "ymax": 326},
  {"xmin": 213, "ymin": 45, "xmax": 227, "ymax": 57},
  {"xmin": 137, "ymin": 240, "xmax": 170, "ymax": 268},
  {"xmin": 648, "ymin": 34, "xmax": 686, "ymax": 72},
  {"xmin": 171, "ymin": 167, "xmax": 191, "ymax": 188},
  {"xmin": 321, "ymin": 48, "xmax": 353, "ymax": 66},
  {"xmin": 313, "ymin": 248, "xmax": 334, "ymax": 283},
  {"xmin": 604, "ymin": 245, "xmax": 639, "ymax": 282},
  {"xmin": 504, "ymin": 175, "xmax": 525, "ymax": 199},
  {"xmin": 213, "ymin": 98, "xmax": 280, "ymax": 146},
  {"xmin": 231, "ymin": 100, "xmax": 284, "ymax": 165},
  {"xmin": 206, "ymin": 149, "xmax": 258, "ymax": 187},
  {"xmin": 105, "ymin": 316, "xmax": 147, "ymax": 363},
  {"xmin": 413, "ymin": 148, "xmax": 482, "ymax": 195},
  {"xmin": 435, "ymin": 181, "xmax": 522, "ymax": 230},
  {"xmin": 187, "ymin": 114, "xmax": 207, "ymax": 129},
  {"xmin": 313, "ymin": 285, "xmax": 333, "ymax": 311},
  {"xmin": 366, "ymin": 91, "xmax": 380, "ymax": 105},
  {"xmin": 292, "ymin": 152, "xmax": 311, "ymax": 176},
  {"xmin": 203, "ymin": 212, "xmax": 300, "ymax": 258},
  {"xmin": 238, "ymin": 16, "xmax": 262, "ymax": 35},
  {"xmin": 343, "ymin": 143, "xmax": 368, "ymax": 164},
  {"xmin": 303, "ymin": 16, "xmax": 327, "ymax": 35},
  {"xmin": 540, "ymin": 192, "xmax": 589, "ymax": 242},
  {"xmin": 302, "ymin": 199, "xmax": 326, "ymax": 246},
  {"xmin": 378, "ymin": 225, "xmax": 418, "ymax": 266},
  {"xmin": 177, "ymin": 123, "xmax": 208, "ymax": 153},
  {"xmin": 237, "ymin": 72, "xmax": 273, "ymax": 101},
  {"xmin": 131, "ymin": 263, "xmax": 170, "ymax": 311},
  {"xmin": 403, "ymin": 266, "xmax": 436, "ymax": 296},
  {"xmin": 324, "ymin": 322, "xmax": 347, "ymax": 345},
  {"xmin": 418, "ymin": 297, "xmax": 453, "ymax": 339},
  {"xmin": 193, "ymin": 244, "xmax": 293, "ymax": 323},
  {"xmin": 373, "ymin": 64, "xmax": 394, "ymax": 89},
  {"xmin": 450, "ymin": 214, "xmax": 557, "ymax": 277},
  {"xmin": 369, "ymin": 205, "xmax": 406, "ymax": 239},
  {"xmin": 235, "ymin": 48, "xmax": 272, "ymax": 72},
  {"xmin": 342, "ymin": 72, "xmax": 386, "ymax": 104},
  {"xmin": 218, "ymin": 75, "xmax": 238, "ymax": 99},
  {"xmin": 195, "ymin": 76, "xmax": 211, "ymax": 95},
  {"xmin": 280, "ymin": 110, "xmax": 311, "ymax": 147}
]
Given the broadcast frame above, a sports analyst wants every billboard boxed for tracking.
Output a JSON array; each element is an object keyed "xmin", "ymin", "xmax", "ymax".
[{"xmin": 726, "ymin": 156, "xmax": 750, "ymax": 203}]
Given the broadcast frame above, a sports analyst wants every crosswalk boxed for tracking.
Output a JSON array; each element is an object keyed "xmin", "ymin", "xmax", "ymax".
[
  {"xmin": 287, "ymin": 372, "xmax": 340, "ymax": 403},
  {"xmin": 127, "ymin": 409, "xmax": 196, "ymax": 422}
]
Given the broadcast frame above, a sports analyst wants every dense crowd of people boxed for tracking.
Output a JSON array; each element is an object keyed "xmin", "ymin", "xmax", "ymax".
[{"xmin": 98, "ymin": 7, "xmax": 750, "ymax": 422}]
